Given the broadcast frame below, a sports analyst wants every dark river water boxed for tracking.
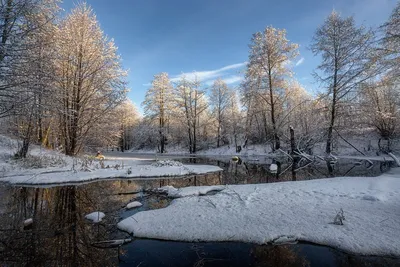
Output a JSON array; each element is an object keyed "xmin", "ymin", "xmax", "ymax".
[{"xmin": 0, "ymin": 155, "xmax": 398, "ymax": 266}]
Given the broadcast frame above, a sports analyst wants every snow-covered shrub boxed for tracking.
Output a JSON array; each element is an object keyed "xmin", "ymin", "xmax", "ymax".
[
  {"xmin": 333, "ymin": 208, "xmax": 345, "ymax": 225},
  {"xmin": 99, "ymin": 159, "xmax": 105, "ymax": 169},
  {"xmin": 151, "ymin": 160, "xmax": 183, "ymax": 167},
  {"xmin": 0, "ymin": 135, "xmax": 18, "ymax": 149},
  {"xmin": 78, "ymin": 157, "xmax": 94, "ymax": 172},
  {"xmin": 16, "ymin": 154, "xmax": 67, "ymax": 169}
]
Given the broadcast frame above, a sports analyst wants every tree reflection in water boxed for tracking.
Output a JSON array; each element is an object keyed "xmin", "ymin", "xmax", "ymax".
[
  {"xmin": 252, "ymin": 245, "xmax": 309, "ymax": 267},
  {"xmin": 0, "ymin": 156, "xmax": 397, "ymax": 266},
  {"xmin": 0, "ymin": 185, "xmax": 121, "ymax": 266}
]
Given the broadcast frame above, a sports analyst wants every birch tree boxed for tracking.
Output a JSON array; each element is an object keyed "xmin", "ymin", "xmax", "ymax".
[
  {"xmin": 311, "ymin": 11, "xmax": 375, "ymax": 154},
  {"xmin": 54, "ymin": 3, "xmax": 127, "ymax": 156},
  {"xmin": 245, "ymin": 26, "xmax": 299, "ymax": 151},
  {"xmin": 142, "ymin": 72, "xmax": 173, "ymax": 153}
]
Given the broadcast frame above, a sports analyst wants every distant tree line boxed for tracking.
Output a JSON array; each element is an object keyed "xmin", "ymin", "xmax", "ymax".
[
  {"xmin": 1, "ymin": 1, "xmax": 399, "ymax": 156},
  {"xmin": 137, "ymin": 4, "xmax": 400, "ymax": 155}
]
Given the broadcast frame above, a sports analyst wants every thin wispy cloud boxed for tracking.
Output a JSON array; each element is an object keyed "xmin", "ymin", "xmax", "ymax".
[
  {"xmin": 295, "ymin": 57, "xmax": 305, "ymax": 67},
  {"xmin": 205, "ymin": 75, "xmax": 244, "ymax": 86},
  {"xmin": 223, "ymin": 75, "xmax": 244, "ymax": 85},
  {"xmin": 170, "ymin": 62, "xmax": 247, "ymax": 83}
]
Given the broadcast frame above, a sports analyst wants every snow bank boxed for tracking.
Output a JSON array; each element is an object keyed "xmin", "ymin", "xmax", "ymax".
[
  {"xmin": 0, "ymin": 161, "xmax": 222, "ymax": 186},
  {"xmin": 151, "ymin": 160, "xmax": 183, "ymax": 167},
  {"xmin": 156, "ymin": 185, "xmax": 225, "ymax": 198},
  {"xmin": 118, "ymin": 171, "xmax": 400, "ymax": 256},
  {"xmin": 85, "ymin": 212, "xmax": 105, "ymax": 223},
  {"xmin": 126, "ymin": 201, "xmax": 142, "ymax": 209},
  {"xmin": 0, "ymin": 135, "xmax": 222, "ymax": 186}
]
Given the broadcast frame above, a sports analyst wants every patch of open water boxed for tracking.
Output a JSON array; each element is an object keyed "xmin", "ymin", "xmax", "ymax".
[{"xmin": 0, "ymin": 156, "xmax": 398, "ymax": 266}]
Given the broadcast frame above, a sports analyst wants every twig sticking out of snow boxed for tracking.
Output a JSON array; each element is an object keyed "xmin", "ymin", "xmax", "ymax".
[
  {"xmin": 201, "ymin": 198, "xmax": 217, "ymax": 208},
  {"xmin": 333, "ymin": 208, "xmax": 345, "ymax": 225}
]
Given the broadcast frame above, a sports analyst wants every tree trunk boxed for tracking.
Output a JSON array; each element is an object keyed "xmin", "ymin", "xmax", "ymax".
[
  {"xmin": 326, "ymin": 77, "xmax": 338, "ymax": 154},
  {"xmin": 37, "ymin": 94, "xmax": 43, "ymax": 143},
  {"xmin": 187, "ymin": 126, "xmax": 192, "ymax": 154},
  {"xmin": 193, "ymin": 120, "xmax": 196, "ymax": 154},
  {"xmin": 217, "ymin": 121, "xmax": 220, "ymax": 148},
  {"xmin": 159, "ymin": 116, "xmax": 165, "ymax": 154},
  {"xmin": 268, "ymin": 68, "xmax": 280, "ymax": 151},
  {"xmin": 326, "ymin": 49, "xmax": 339, "ymax": 155},
  {"xmin": 290, "ymin": 126, "xmax": 295, "ymax": 155},
  {"xmin": 0, "ymin": 0, "xmax": 13, "ymax": 62}
]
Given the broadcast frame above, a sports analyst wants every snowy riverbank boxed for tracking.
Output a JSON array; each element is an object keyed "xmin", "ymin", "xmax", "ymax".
[
  {"xmin": 118, "ymin": 169, "xmax": 400, "ymax": 256},
  {"xmin": 0, "ymin": 136, "xmax": 222, "ymax": 186},
  {"xmin": 0, "ymin": 161, "xmax": 222, "ymax": 185}
]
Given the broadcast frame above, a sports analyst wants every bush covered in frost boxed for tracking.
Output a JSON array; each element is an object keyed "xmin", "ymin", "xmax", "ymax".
[
  {"xmin": 16, "ymin": 155, "xmax": 67, "ymax": 169},
  {"xmin": 151, "ymin": 160, "xmax": 183, "ymax": 167}
]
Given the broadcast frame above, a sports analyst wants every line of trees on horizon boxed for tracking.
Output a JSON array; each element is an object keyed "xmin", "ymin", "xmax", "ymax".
[
  {"xmin": 0, "ymin": 1, "xmax": 399, "ymax": 157},
  {"xmin": 134, "ymin": 4, "xmax": 400, "ymax": 155}
]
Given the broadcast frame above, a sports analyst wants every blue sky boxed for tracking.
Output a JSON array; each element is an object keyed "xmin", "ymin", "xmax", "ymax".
[{"xmin": 61, "ymin": 0, "xmax": 397, "ymax": 113}]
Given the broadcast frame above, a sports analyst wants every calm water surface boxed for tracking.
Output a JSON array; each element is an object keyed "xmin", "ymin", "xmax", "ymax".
[{"xmin": 0, "ymin": 155, "xmax": 398, "ymax": 266}]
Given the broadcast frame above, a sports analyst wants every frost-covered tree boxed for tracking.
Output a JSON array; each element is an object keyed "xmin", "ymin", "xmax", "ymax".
[
  {"xmin": 142, "ymin": 73, "xmax": 173, "ymax": 153},
  {"xmin": 9, "ymin": 0, "xmax": 59, "ymax": 157},
  {"xmin": 174, "ymin": 76, "xmax": 208, "ymax": 153},
  {"xmin": 311, "ymin": 11, "xmax": 375, "ymax": 154},
  {"xmin": 225, "ymin": 90, "xmax": 244, "ymax": 150},
  {"xmin": 285, "ymin": 82, "xmax": 313, "ymax": 134},
  {"xmin": 381, "ymin": 2, "xmax": 400, "ymax": 79},
  {"xmin": 0, "ymin": 0, "xmax": 59, "ymax": 119},
  {"xmin": 361, "ymin": 77, "xmax": 399, "ymax": 151},
  {"xmin": 118, "ymin": 100, "xmax": 139, "ymax": 151},
  {"xmin": 54, "ymin": 3, "xmax": 127, "ymax": 156},
  {"xmin": 209, "ymin": 78, "xmax": 232, "ymax": 147},
  {"xmin": 131, "ymin": 117, "xmax": 158, "ymax": 150},
  {"xmin": 244, "ymin": 26, "xmax": 299, "ymax": 151},
  {"xmin": 284, "ymin": 82, "xmax": 327, "ymax": 152}
]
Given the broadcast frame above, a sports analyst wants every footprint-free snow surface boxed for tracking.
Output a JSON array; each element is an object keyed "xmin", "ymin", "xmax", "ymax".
[
  {"xmin": 118, "ymin": 169, "xmax": 400, "ymax": 256},
  {"xmin": 1, "ymin": 161, "xmax": 222, "ymax": 185}
]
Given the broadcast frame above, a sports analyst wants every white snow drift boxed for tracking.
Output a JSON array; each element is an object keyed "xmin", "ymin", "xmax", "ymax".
[
  {"xmin": 85, "ymin": 212, "xmax": 105, "ymax": 223},
  {"xmin": 126, "ymin": 201, "xmax": 143, "ymax": 209},
  {"xmin": 156, "ymin": 185, "xmax": 225, "ymax": 198},
  {"xmin": 118, "ymin": 169, "xmax": 400, "ymax": 256},
  {"xmin": 0, "ymin": 158, "xmax": 222, "ymax": 185}
]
